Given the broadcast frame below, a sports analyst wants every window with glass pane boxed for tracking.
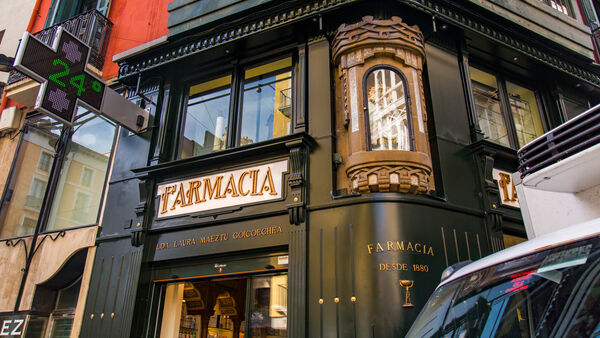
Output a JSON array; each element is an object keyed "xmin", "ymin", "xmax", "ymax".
[
  {"xmin": 365, "ymin": 68, "xmax": 412, "ymax": 151},
  {"xmin": 181, "ymin": 76, "xmax": 232, "ymax": 159},
  {"xmin": 0, "ymin": 117, "xmax": 60, "ymax": 238},
  {"xmin": 46, "ymin": 110, "xmax": 116, "ymax": 231},
  {"xmin": 506, "ymin": 82, "xmax": 544, "ymax": 148},
  {"xmin": 470, "ymin": 67, "xmax": 510, "ymax": 147},
  {"xmin": 562, "ymin": 96, "xmax": 589, "ymax": 120},
  {"xmin": 240, "ymin": 58, "xmax": 292, "ymax": 145}
]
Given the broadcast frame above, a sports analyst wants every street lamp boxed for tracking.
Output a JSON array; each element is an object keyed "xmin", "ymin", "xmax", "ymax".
[{"xmin": 0, "ymin": 54, "xmax": 15, "ymax": 72}]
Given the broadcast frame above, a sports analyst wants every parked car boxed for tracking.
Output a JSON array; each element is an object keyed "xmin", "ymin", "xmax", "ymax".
[{"xmin": 408, "ymin": 104, "xmax": 600, "ymax": 337}]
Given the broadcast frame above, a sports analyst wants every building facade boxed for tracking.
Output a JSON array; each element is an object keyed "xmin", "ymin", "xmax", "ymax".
[
  {"xmin": 2, "ymin": 0, "xmax": 600, "ymax": 337},
  {"xmin": 0, "ymin": 0, "xmax": 168, "ymax": 336}
]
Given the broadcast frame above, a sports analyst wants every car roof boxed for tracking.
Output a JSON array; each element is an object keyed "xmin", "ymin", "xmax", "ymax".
[{"xmin": 439, "ymin": 219, "xmax": 600, "ymax": 287}]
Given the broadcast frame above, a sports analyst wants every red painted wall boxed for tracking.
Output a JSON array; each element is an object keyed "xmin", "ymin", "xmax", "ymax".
[{"xmin": 29, "ymin": 0, "xmax": 170, "ymax": 80}]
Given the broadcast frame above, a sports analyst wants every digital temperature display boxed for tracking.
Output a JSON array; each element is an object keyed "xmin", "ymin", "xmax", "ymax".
[{"xmin": 14, "ymin": 27, "xmax": 105, "ymax": 125}]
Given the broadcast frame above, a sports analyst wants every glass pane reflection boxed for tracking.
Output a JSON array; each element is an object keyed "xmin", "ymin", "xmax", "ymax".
[
  {"xmin": 46, "ymin": 109, "xmax": 116, "ymax": 231},
  {"xmin": 182, "ymin": 76, "xmax": 232, "ymax": 159},
  {"xmin": 470, "ymin": 67, "xmax": 510, "ymax": 147},
  {"xmin": 240, "ymin": 59, "xmax": 292, "ymax": 145},
  {"xmin": 366, "ymin": 68, "xmax": 411, "ymax": 151},
  {"xmin": 0, "ymin": 116, "xmax": 61, "ymax": 238}
]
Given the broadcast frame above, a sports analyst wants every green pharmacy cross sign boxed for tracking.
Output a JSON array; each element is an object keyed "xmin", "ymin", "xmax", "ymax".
[{"xmin": 14, "ymin": 27, "xmax": 106, "ymax": 125}]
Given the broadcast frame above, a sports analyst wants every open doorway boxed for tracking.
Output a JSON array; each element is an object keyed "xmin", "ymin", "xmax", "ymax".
[{"xmin": 158, "ymin": 273, "xmax": 287, "ymax": 338}]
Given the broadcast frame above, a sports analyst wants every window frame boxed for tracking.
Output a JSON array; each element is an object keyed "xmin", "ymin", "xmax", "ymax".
[
  {"xmin": 45, "ymin": 0, "xmax": 110, "ymax": 28},
  {"xmin": 468, "ymin": 63, "xmax": 548, "ymax": 149},
  {"xmin": 177, "ymin": 52, "xmax": 297, "ymax": 160},
  {"xmin": 362, "ymin": 64, "xmax": 415, "ymax": 152},
  {"xmin": 0, "ymin": 111, "xmax": 118, "ymax": 240}
]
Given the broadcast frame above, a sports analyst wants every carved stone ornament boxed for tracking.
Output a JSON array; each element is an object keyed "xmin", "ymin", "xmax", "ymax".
[
  {"xmin": 332, "ymin": 16, "xmax": 433, "ymax": 195},
  {"xmin": 332, "ymin": 16, "xmax": 425, "ymax": 68}
]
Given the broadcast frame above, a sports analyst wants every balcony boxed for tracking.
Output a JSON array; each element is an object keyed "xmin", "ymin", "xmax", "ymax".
[{"xmin": 7, "ymin": 9, "xmax": 112, "ymax": 85}]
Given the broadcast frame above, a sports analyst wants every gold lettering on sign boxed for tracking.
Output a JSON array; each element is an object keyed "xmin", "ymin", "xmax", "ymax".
[
  {"xmin": 223, "ymin": 174, "xmax": 240, "ymax": 197},
  {"xmin": 250, "ymin": 169, "xmax": 261, "ymax": 196},
  {"xmin": 160, "ymin": 185, "xmax": 177, "ymax": 214},
  {"xmin": 154, "ymin": 226, "xmax": 284, "ymax": 252},
  {"xmin": 171, "ymin": 183, "xmax": 189, "ymax": 210},
  {"xmin": 188, "ymin": 180, "xmax": 202, "ymax": 204},
  {"xmin": 202, "ymin": 176, "xmax": 224, "ymax": 202},
  {"xmin": 259, "ymin": 167, "xmax": 278, "ymax": 195},
  {"xmin": 156, "ymin": 160, "xmax": 287, "ymax": 218},
  {"xmin": 367, "ymin": 241, "xmax": 434, "ymax": 256},
  {"xmin": 238, "ymin": 171, "xmax": 251, "ymax": 196}
]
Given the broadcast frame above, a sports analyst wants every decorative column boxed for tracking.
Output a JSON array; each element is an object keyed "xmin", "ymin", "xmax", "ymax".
[{"xmin": 332, "ymin": 16, "xmax": 433, "ymax": 194}]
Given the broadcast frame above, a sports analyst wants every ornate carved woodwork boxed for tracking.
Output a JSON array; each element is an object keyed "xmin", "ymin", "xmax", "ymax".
[{"xmin": 332, "ymin": 16, "xmax": 433, "ymax": 194}]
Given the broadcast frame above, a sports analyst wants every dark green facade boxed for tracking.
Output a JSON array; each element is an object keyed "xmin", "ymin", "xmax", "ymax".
[{"xmin": 79, "ymin": 1, "xmax": 600, "ymax": 337}]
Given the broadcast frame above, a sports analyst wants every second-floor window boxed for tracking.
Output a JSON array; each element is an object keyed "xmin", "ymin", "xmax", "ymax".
[
  {"xmin": 469, "ymin": 66, "xmax": 545, "ymax": 148},
  {"xmin": 180, "ymin": 57, "xmax": 293, "ymax": 159}
]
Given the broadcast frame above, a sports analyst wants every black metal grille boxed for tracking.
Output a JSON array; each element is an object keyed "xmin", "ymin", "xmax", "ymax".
[
  {"xmin": 7, "ymin": 10, "xmax": 112, "ymax": 85},
  {"xmin": 517, "ymin": 104, "xmax": 600, "ymax": 178}
]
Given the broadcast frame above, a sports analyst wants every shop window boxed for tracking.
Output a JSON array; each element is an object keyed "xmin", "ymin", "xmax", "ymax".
[
  {"xmin": 159, "ymin": 273, "xmax": 287, "ymax": 338},
  {"xmin": 470, "ymin": 66, "xmax": 545, "ymax": 148},
  {"xmin": 180, "ymin": 57, "xmax": 293, "ymax": 159},
  {"xmin": 0, "ymin": 108, "xmax": 116, "ymax": 238},
  {"xmin": 45, "ymin": 0, "xmax": 109, "ymax": 27},
  {"xmin": 364, "ymin": 67, "xmax": 413, "ymax": 151}
]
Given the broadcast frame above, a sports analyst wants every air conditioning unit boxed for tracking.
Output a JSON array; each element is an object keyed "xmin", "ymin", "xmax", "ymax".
[{"xmin": 0, "ymin": 106, "xmax": 21, "ymax": 133}]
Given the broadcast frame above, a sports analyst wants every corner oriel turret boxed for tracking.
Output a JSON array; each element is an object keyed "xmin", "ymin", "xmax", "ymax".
[{"xmin": 332, "ymin": 16, "xmax": 433, "ymax": 194}]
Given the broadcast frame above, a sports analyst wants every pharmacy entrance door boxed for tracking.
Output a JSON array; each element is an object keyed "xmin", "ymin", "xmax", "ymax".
[{"xmin": 158, "ymin": 272, "xmax": 288, "ymax": 338}]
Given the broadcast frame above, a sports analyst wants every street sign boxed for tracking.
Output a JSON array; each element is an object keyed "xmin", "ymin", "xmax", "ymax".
[{"xmin": 13, "ymin": 27, "xmax": 148, "ymax": 132}]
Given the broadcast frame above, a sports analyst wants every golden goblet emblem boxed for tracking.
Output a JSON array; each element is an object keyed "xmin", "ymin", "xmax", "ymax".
[{"xmin": 399, "ymin": 280, "xmax": 415, "ymax": 308}]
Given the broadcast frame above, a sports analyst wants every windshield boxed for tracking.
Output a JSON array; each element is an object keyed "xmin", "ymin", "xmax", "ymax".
[{"xmin": 407, "ymin": 237, "xmax": 600, "ymax": 337}]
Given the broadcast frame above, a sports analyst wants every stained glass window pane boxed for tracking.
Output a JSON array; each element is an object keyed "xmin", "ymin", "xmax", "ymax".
[{"xmin": 506, "ymin": 81, "xmax": 544, "ymax": 147}]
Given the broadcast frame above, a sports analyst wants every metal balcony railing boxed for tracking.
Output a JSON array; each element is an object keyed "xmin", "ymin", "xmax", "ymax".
[{"xmin": 7, "ymin": 9, "xmax": 112, "ymax": 85}]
